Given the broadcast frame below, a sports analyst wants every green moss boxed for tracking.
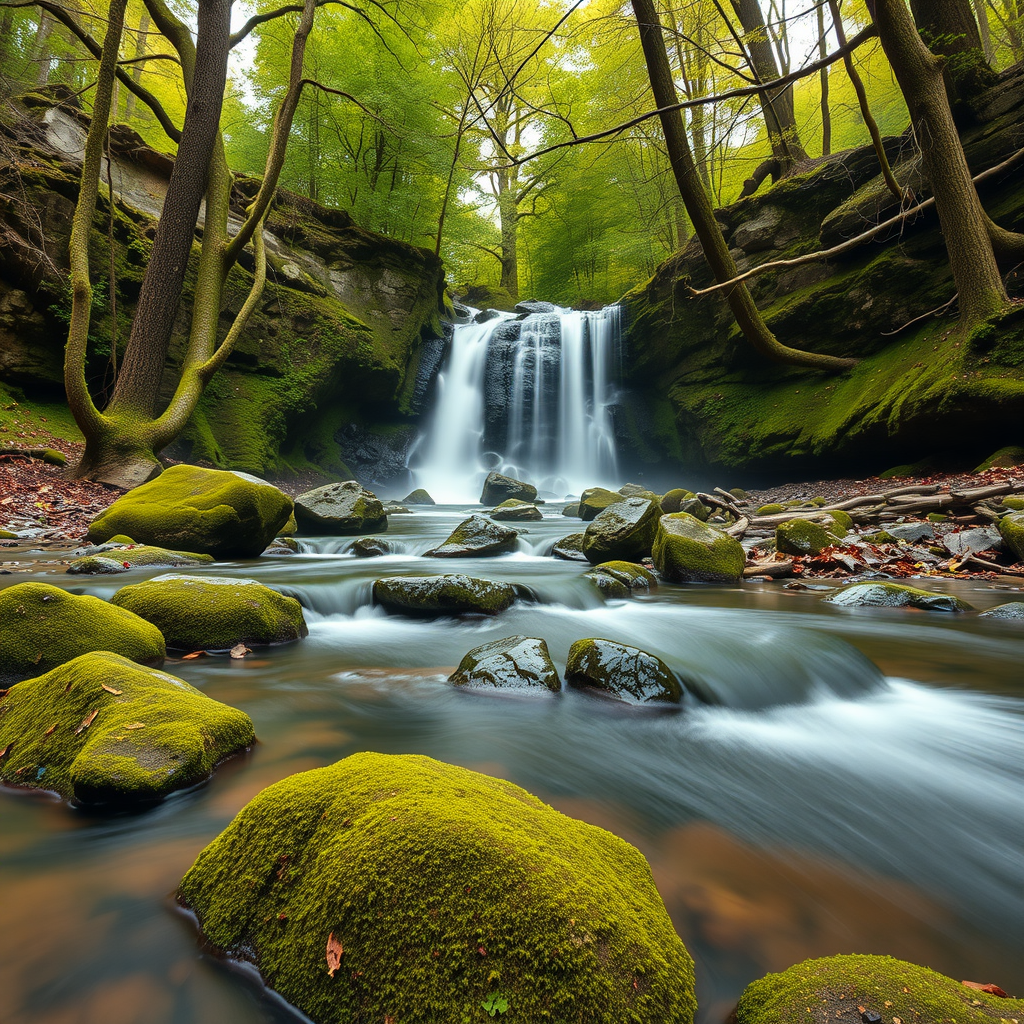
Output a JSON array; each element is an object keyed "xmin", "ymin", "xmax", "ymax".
[
  {"xmin": 976, "ymin": 445, "xmax": 1024, "ymax": 471},
  {"xmin": 590, "ymin": 561, "xmax": 658, "ymax": 591},
  {"xmin": 489, "ymin": 499, "xmax": 543, "ymax": 522},
  {"xmin": 582, "ymin": 498, "xmax": 660, "ymax": 564},
  {"xmin": 426, "ymin": 516, "xmax": 520, "ymax": 558},
  {"xmin": 0, "ymin": 651, "xmax": 254, "ymax": 807},
  {"xmin": 660, "ymin": 489, "xmax": 695, "ymax": 513},
  {"xmin": 565, "ymin": 638, "xmax": 681, "ymax": 704},
  {"xmin": 88, "ymin": 465, "xmax": 293, "ymax": 558},
  {"xmin": 652, "ymin": 513, "xmax": 745, "ymax": 584},
  {"xmin": 826, "ymin": 510, "xmax": 854, "ymax": 532},
  {"xmin": 372, "ymin": 574, "xmax": 518, "ymax": 617},
  {"xmin": 107, "ymin": 534, "xmax": 136, "ymax": 544},
  {"xmin": 111, "ymin": 575, "xmax": 308, "ymax": 651},
  {"xmin": 926, "ymin": 513, "xmax": 949, "ymax": 522},
  {"xmin": 775, "ymin": 517, "xmax": 845, "ymax": 556},
  {"xmin": 998, "ymin": 510, "xmax": 1024, "ymax": 561},
  {"xmin": 733, "ymin": 954, "xmax": 1024, "ymax": 1024},
  {"xmin": 66, "ymin": 544, "xmax": 215, "ymax": 575},
  {"xmin": 0, "ymin": 582, "xmax": 165, "ymax": 683},
  {"xmin": 294, "ymin": 481, "xmax": 388, "ymax": 536},
  {"xmin": 0, "ymin": 530, "xmax": 16, "ymax": 540},
  {"xmin": 864, "ymin": 530, "xmax": 896, "ymax": 543},
  {"xmin": 579, "ymin": 487, "xmax": 624, "ymax": 521},
  {"xmin": 823, "ymin": 581, "xmax": 973, "ymax": 612},
  {"xmin": 756, "ymin": 503, "xmax": 786, "ymax": 515},
  {"xmin": 178, "ymin": 753, "xmax": 695, "ymax": 1024}
]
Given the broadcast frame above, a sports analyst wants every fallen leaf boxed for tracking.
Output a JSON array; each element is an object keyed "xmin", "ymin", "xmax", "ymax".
[
  {"xmin": 43, "ymin": 723, "xmax": 56, "ymax": 737},
  {"xmin": 74, "ymin": 709, "xmax": 98, "ymax": 735},
  {"xmin": 182, "ymin": 651, "xmax": 207, "ymax": 660},
  {"xmin": 326, "ymin": 932, "xmax": 344, "ymax": 977},
  {"xmin": 124, "ymin": 722, "xmax": 146, "ymax": 730},
  {"xmin": 0, "ymin": 741, "xmax": 13, "ymax": 760},
  {"xmin": 101, "ymin": 684, "xmax": 123, "ymax": 695},
  {"xmin": 229, "ymin": 643, "xmax": 251, "ymax": 659},
  {"xmin": 962, "ymin": 981, "xmax": 1009, "ymax": 997}
]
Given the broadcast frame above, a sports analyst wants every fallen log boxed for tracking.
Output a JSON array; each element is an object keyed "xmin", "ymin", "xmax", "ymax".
[{"xmin": 743, "ymin": 559, "xmax": 795, "ymax": 579}]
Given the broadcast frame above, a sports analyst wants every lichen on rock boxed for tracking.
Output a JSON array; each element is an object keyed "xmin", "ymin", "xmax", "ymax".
[
  {"xmin": 294, "ymin": 481, "xmax": 388, "ymax": 536},
  {"xmin": 66, "ymin": 544, "xmax": 215, "ymax": 575},
  {"xmin": 823, "ymin": 581, "xmax": 973, "ymax": 612}
]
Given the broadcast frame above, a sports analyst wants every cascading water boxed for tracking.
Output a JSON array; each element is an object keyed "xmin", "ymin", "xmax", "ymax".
[{"xmin": 411, "ymin": 305, "xmax": 623, "ymax": 501}]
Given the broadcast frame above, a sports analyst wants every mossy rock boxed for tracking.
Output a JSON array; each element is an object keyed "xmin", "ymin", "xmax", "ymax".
[
  {"xmin": 1001, "ymin": 496, "xmax": 1024, "ymax": 511},
  {"xmin": 562, "ymin": 501, "xmax": 582, "ymax": 518},
  {"xmin": 677, "ymin": 498, "xmax": 710, "ymax": 522},
  {"xmin": 863, "ymin": 530, "xmax": 896, "ymax": 544},
  {"xmin": 926, "ymin": 512, "xmax": 949, "ymax": 522},
  {"xmin": 729, "ymin": 488, "xmax": 748, "ymax": 499},
  {"xmin": 347, "ymin": 537, "xmax": 393, "ymax": 557},
  {"xmin": 479, "ymin": 470, "xmax": 537, "ymax": 505},
  {"xmin": 775, "ymin": 519, "xmax": 839, "ymax": 556},
  {"xmin": 0, "ymin": 582, "xmax": 165, "ymax": 683},
  {"xmin": 107, "ymin": 534, "xmax": 136, "ymax": 544},
  {"xmin": 88, "ymin": 465, "xmax": 293, "ymax": 558},
  {"xmin": 552, "ymin": 533, "xmax": 587, "ymax": 561},
  {"xmin": 66, "ymin": 544, "xmax": 215, "ymax": 576},
  {"xmin": 111, "ymin": 575, "xmax": 308, "ymax": 651},
  {"xmin": 826, "ymin": 510, "xmax": 854, "ymax": 533},
  {"xmin": 979, "ymin": 601, "xmax": 1024, "ymax": 620},
  {"xmin": 582, "ymin": 497, "xmax": 660, "ymax": 564},
  {"xmin": 565, "ymin": 638, "xmax": 682, "ymax": 705},
  {"xmin": 294, "ymin": 481, "xmax": 387, "ymax": 536},
  {"xmin": 823, "ymin": 581, "xmax": 973, "ymax": 612},
  {"xmin": 732, "ymin": 954, "xmax": 1024, "ymax": 1024},
  {"xmin": 0, "ymin": 652, "xmax": 254, "ymax": 807},
  {"xmin": 998, "ymin": 510, "xmax": 1024, "ymax": 561},
  {"xmin": 652, "ymin": 513, "xmax": 745, "ymax": 584},
  {"xmin": 756, "ymin": 503, "xmax": 786, "ymax": 515},
  {"xmin": 660, "ymin": 488, "xmax": 695, "ymax": 513},
  {"xmin": 425, "ymin": 515, "xmax": 519, "ymax": 557},
  {"xmin": 974, "ymin": 444, "xmax": 1024, "ymax": 471},
  {"xmin": 585, "ymin": 561, "xmax": 658, "ymax": 599},
  {"xmin": 402, "ymin": 488, "xmax": 435, "ymax": 505},
  {"xmin": 177, "ymin": 753, "xmax": 696, "ymax": 1024},
  {"xmin": 372, "ymin": 574, "xmax": 517, "ymax": 617},
  {"xmin": 449, "ymin": 635, "xmax": 560, "ymax": 692},
  {"xmin": 579, "ymin": 487, "xmax": 623, "ymax": 521},
  {"xmin": 0, "ymin": 530, "xmax": 17, "ymax": 540},
  {"xmin": 489, "ymin": 498, "xmax": 543, "ymax": 522},
  {"xmin": 279, "ymin": 512, "xmax": 297, "ymax": 537}
]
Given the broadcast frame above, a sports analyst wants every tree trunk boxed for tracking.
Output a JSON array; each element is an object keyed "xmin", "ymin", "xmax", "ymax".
[
  {"xmin": 123, "ymin": 10, "xmax": 151, "ymax": 122},
  {"xmin": 498, "ymin": 178, "xmax": 519, "ymax": 300},
  {"xmin": 874, "ymin": 0, "xmax": 1007, "ymax": 327},
  {"xmin": 631, "ymin": 0, "xmax": 856, "ymax": 372},
  {"xmin": 972, "ymin": 0, "xmax": 994, "ymax": 59},
  {"xmin": 818, "ymin": 1, "xmax": 831, "ymax": 156},
  {"xmin": 33, "ymin": 11, "xmax": 54, "ymax": 85}
]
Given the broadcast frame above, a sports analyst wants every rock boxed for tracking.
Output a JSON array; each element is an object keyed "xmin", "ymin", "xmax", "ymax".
[
  {"xmin": 177, "ymin": 753, "xmax": 695, "ymax": 1024},
  {"xmin": 565, "ymin": 638, "xmax": 682, "ymax": 704},
  {"xmin": 0, "ymin": 651, "xmax": 254, "ymax": 807},
  {"xmin": 886, "ymin": 522, "xmax": 935, "ymax": 543},
  {"xmin": 489, "ymin": 498, "xmax": 543, "ymax": 522},
  {"xmin": 479, "ymin": 471, "xmax": 537, "ymax": 505},
  {"xmin": 731, "ymin": 955, "xmax": 1024, "ymax": 1024},
  {"xmin": 823, "ymin": 582, "xmax": 973, "ymax": 612},
  {"xmin": 66, "ymin": 544, "xmax": 215, "ymax": 575},
  {"xmin": 552, "ymin": 533, "xmax": 587, "ymax": 561},
  {"xmin": 347, "ymin": 537, "xmax": 394, "ymax": 557},
  {"xmin": 756, "ymin": 503, "xmax": 786, "ymax": 515},
  {"xmin": 652, "ymin": 513, "xmax": 746, "ymax": 584},
  {"xmin": 943, "ymin": 526, "xmax": 1002, "ymax": 558},
  {"xmin": 979, "ymin": 601, "xmax": 1024, "ymax": 619},
  {"xmin": 998, "ymin": 510, "xmax": 1024, "ymax": 561},
  {"xmin": 280, "ymin": 512, "xmax": 297, "ymax": 536},
  {"xmin": 294, "ymin": 481, "xmax": 388, "ymax": 536},
  {"xmin": 660, "ymin": 488, "xmax": 695, "ymax": 513},
  {"xmin": 974, "ymin": 445, "xmax": 1024, "ymax": 471},
  {"xmin": 473, "ymin": 307, "xmax": 502, "ymax": 323},
  {"xmin": 111, "ymin": 575, "xmax": 308, "ymax": 651},
  {"xmin": 677, "ymin": 497, "xmax": 710, "ymax": 522},
  {"xmin": 775, "ymin": 518, "xmax": 841, "ymax": 556},
  {"xmin": 561, "ymin": 501, "xmax": 581, "ymax": 517},
  {"xmin": 514, "ymin": 299, "xmax": 558, "ymax": 315},
  {"xmin": 729, "ymin": 488, "xmax": 748, "ymax": 499},
  {"xmin": 618, "ymin": 482, "xmax": 650, "ymax": 497},
  {"xmin": 425, "ymin": 515, "xmax": 519, "ymax": 557},
  {"xmin": 449, "ymin": 635, "xmax": 560, "ymax": 691},
  {"xmin": 0, "ymin": 582, "xmax": 165, "ymax": 683},
  {"xmin": 582, "ymin": 498, "xmax": 660, "ymax": 564},
  {"xmin": 1002, "ymin": 496, "xmax": 1024, "ymax": 511},
  {"xmin": 579, "ymin": 486, "xmax": 623, "ymax": 521},
  {"xmin": 402, "ymin": 488, "xmax": 435, "ymax": 505},
  {"xmin": 0, "ymin": 529, "xmax": 17, "ymax": 540},
  {"xmin": 87, "ymin": 465, "xmax": 293, "ymax": 559},
  {"xmin": 384, "ymin": 503, "xmax": 412, "ymax": 515},
  {"xmin": 588, "ymin": 561, "xmax": 658, "ymax": 593},
  {"xmin": 372, "ymin": 574, "xmax": 517, "ymax": 616}
]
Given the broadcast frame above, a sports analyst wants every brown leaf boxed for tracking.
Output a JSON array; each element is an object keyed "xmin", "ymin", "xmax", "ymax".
[
  {"xmin": 101, "ymin": 684, "xmax": 123, "ymax": 695},
  {"xmin": 124, "ymin": 722, "xmax": 146, "ymax": 730},
  {"xmin": 43, "ymin": 723, "xmax": 56, "ymax": 737},
  {"xmin": 182, "ymin": 651, "xmax": 207, "ymax": 660},
  {"xmin": 326, "ymin": 932, "xmax": 344, "ymax": 977},
  {"xmin": 962, "ymin": 981, "xmax": 1008, "ymax": 997},
  {"xmin": 0, "ymin": 741, "xmax": 13, "ymax": 760},
  {"xmin": 229, "ymin": 644, "xmax": 251, "ymax": 660},
  {"xmin": 74, "ymin": 709, "xmax": 98, "ymax": 735}
]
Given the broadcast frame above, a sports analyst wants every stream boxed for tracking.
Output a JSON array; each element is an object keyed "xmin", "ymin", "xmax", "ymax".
[{"xmin": 2, "ymin": 504, "xmax": 1023, "ymax": 1024}]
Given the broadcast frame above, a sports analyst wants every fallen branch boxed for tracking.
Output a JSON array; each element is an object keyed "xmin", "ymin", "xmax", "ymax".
[
  {"xmin": 964, "ymin": 553, "xmax": 1024, "ymax": 577},
  {"xmin": 743, "ymin": 559, "xmax": 795, "ymax": 578},
  {"xmin": 0, "ymin": 447, "xmax": 66, "ymax": 465},
  {"xmin": 726, "ymin": 516, "xmax": 749, "ymax": 539}
]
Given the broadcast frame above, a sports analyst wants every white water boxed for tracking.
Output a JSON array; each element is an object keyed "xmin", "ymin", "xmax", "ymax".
[{"xmin": 411, "ymin": 306, "xmax": 622, "ymax": 502}]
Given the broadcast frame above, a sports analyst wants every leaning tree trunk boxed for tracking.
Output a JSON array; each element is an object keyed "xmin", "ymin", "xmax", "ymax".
[{"xmin": 630, "ymin": 0, "xmax": 856, "ymax": 372}]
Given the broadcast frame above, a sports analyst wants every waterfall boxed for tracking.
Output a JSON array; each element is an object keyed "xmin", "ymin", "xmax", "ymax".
[{"xmin": 411, "ymin": 305, "xmax": 622, "ymax": 502}]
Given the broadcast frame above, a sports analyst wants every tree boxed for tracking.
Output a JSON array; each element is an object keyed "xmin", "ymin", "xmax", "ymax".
[{"xmin": 909, "ymin": 0, "xmax": 996, "ymax": 111}]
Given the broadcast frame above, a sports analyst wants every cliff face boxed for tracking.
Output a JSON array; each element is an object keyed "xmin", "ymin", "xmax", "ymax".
[
  {"xmin": 619, "ymin": 67, "xmax": 1024, "ymax": 481},
  {"xmin": 0, "ymin": 88, "xmax": 447, "ymax": 480}
]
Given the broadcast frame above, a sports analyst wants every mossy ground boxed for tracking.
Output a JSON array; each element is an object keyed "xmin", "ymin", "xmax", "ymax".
[
  {"xmin": 178, "ymin": 752, "xmax": 696, "ymax": 1024},
  {"xmin": 0, "ymin": 651, "xmax": 254, "ymax": 806}
]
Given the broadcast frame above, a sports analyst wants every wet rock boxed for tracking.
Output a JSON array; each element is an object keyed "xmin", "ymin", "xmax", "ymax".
[
  {"xmin": 0, "ymin": 651, "xmax": 254, "ymax": 807},
  {"xmin": 585, "ymin": 561, "xmax": 657, "ymax": 598},
  {"xmin": 582, "ymin": 498, "xmax": 660, "ymax": 564},
  {"xmin": 294, "ymin": 481, "xmax": 388, "ymax": 536},
  {"xmin": 335, "ymin": 424, "xmax": 416, "ymax": 492},
  {"xmin": 425, "ymin": 515, "xmax": 519, "ymax": 557},
  {"xmin": 775, "ymin": 518, "xmax": 842, "ymax": 556},
  {"xmin": 562, "ymin": 501, "xmax": 582, "ymax": 518},
  {"xmin": 565, "ymin": 638, "xmax": 682, "ymax": 704},
  {"xmin": 66, "ymin": 544, "xmax": 215, "ymax": 575},
  {"xmin": 579, "ymin": 487, "xmax": 623, "ymax": 521},
  {"xmin": 823, "ymin": 581, "xmax": 973, "ymax": 612},
  {"xmin": 514, "ymin": 299, "xmax": 558, "ymax": 315},
  {"xmin": 979, "ymin": 601, "xmax": 1024, "ymax": 620},
  {"xmin": 489, "ymin": 498, "xmax": 543, "ymax": 522},
  {"xmin": 886, "ymin": 522, "xmax": 935, "ymax": 544},
  {"xmin": 473, "ymin": 307, "xmax": 502, "ymax": 323},
  {"xmin": 998, "ymin": 511, "xmax": 1024, "ymax": 561},
  {"xmin": 347, "ymin": 537, "xmax": 394, "ymax": 557},
  {"xmin": 677, "ymin": 497, "xmax": 710, "ymax": 521},
  {"xmin": 384, "ymin": 503, "xmax": 412, "ymax": 515},
  {"xmin": 552, "ymin": 533, "xmax": 587, "ymax": 561},
  {"xmin": 372, "ymin": 574, "xmax": 517, "ymax": 616},
  {"xmin": 942, "ymin": 527, "xmax": 1002, "ymax": 558},
  {"xmin": 660, "ymin": 488, "xmax": 695, "ymax": 513},
  {"xmin": 449, "ymin": 635, "xmax": 560, "ymax": 691},
  {"xmin": 479, "ymin": 471, "xmax": 537, "ymax": 505},
  {"xmin": 402, "ymin": 488, "xmax": 435, "ymax": 505},
  {"xmin": 652, "ymin": 513, "xmax": 746, "ymax": 584}
]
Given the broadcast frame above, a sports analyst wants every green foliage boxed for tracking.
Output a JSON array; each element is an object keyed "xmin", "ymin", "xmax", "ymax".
[{"xmin": 481, "ymin": 993, "xmax": 508, "ymax": 1016}]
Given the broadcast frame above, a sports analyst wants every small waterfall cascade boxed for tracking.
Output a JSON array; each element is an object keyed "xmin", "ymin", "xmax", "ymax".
[{"xmin": 411, "ymin": 305, "xmax": 622, "ymax": 502}]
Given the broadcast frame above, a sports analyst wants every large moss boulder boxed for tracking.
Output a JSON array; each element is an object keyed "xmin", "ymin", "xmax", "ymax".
[
  {"xmin": 579, "ymin": 487, "xmax": 623, "ymax": 521},
  {"xmin": 425, "ymin": 515, "xmax": 519, "ymax": 557},
  {"xmin": 823, "ymin": 581, "xmax": 973, "ymax": 612},
  {"xmin": 652, "ymin": 513, "xmax": 745, "ymax": 584},
  {"xmin": 585, "ymin": 561, "xmax": 658, "ymax": 599},
  {"xmin": 998, "ymin": 510, "xmax": 1024, "ymax": 561},
  {"xmin": 489, "ymin": 498, "xmax": 543, "ymax": 522},
  {"xmin": 177, "ymin": 753, "xmax": 696, "ymax": 1024},
  {"xmin": 449, "ymin": 636, "xmax": 560, "ymax": 692},
  {"xmin": 372, "ymin": 574, "xmax": 517, "ymax": 617},
  {"xmin": 565, "ymin": 638, "xmax": 682, "ymax": 705},
  {"xmin": 111, "ymin": 575, "xmax": 308, "ymax": 651},
  {"xmin": 402, "ymin": 488, "xmax": 435, "ymax": 505},
  {"xmin": 660, "ymin": 488, "xmax": 695, "ymax": 513},
  {"xmin": 775, "ymin": 518, "xmax": 844, "ymax": 556},
  {"xmin": 479, "ymin": 471, "xmax": 537, "ymax": 505},
  {"xmin": 0, "ymin": 582, "xmax": 165, "ymax": 683},
  {"xmin": 0, "ymin": 652, "xmax": 254, "ymax": 807},
  {"xmin": 294, "ymin": 481, "xmax": 387, "ymax": 536},
  {"xmin": 582, "ymin": 497, "xmax": 660, "ymax": 564},
  {"xmin": 732, "ymin": 954, "xmax": 1024, "ymax": 1024},
  {"xmin": 66, "ymin": 544, "xmax": 215, "ymax": 575},
  {"xmin": 87, "ymin": 465, "xmax": 293, "ymax": 559}
]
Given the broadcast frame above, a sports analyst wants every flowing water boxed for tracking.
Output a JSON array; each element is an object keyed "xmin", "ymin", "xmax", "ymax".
[{"xmin": 2, "ymin": 506, "xmax": 1023, "ymax": 1024}]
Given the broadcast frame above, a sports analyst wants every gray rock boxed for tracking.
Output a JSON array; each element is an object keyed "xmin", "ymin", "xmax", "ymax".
[
  {"xmin": 677, "ymin": 498, "xmax": 710, "ymax": 522},
  {"xmin": 489, "ymin": 499, "xmax": 543, "ymax": 522},
  {"xmin": 449, "ymin": 635, "xmax": 560, "ymax": 691},
  {"xmin": 887, "ymin": 522, "xmax": 935, "ymax": 544},
  {"xmin": 402, "ymin": 488, "xmax": 435, "ymax": 505},
  {"xmin": 943, "ymin": 527, "xmax": 1002, "ymax": 558},
  {"xmin": 552, "ymin": 533, "xmax": 587, "ymax": 561},
  {"xmin": 514, "ymin": 299, "xmax": 558, "ymax": 315},
  {"xmin": 565, "ymin": 638, "xmax": 682, "ymax": 705},
  {"xmin": 582, "ymin": 498, "xmax": 660, "ymax": 564},
  {"xmin": 425, "ymin": 515, "xmax": 520, "ymax": 557},
  {"xmin": 979, "ymin": 601, "xmax": 1024, "ymax": 620},
  {"xmin": 479, "ymin": 471, "xmax": 537, "ymax": 505},
  {"xmin": 823, "ymin": 582, "xmax": 973, "ymax": 612},
  {"xmin": 372, "ymin": 574, "xmax": 517, "ymax": 616},
  {"xmin": 347, "ymin": 537, "xmax": 393, "ymax": 557},
  {"xmin": 562, "ymin": 502, "xmax": 582, "ymax": 518},
  {"xmin": 294, "ymin": 481, "xmax": 387, "ymax": 536}
]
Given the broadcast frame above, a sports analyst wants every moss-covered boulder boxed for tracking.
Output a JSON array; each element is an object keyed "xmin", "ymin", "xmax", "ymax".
[
  {"xmin": 676, "ymin": 498, "xmax": 710, "ymax": 522},
  {"xmin": 974, "ymin": 444, "xmax": 1024, "ymax": 471},
  {"xmin": 0, "ymin": 652, "xmax": 254, "ymax": 807},
  {"xmin": 425, "ymin": 515, "xmax": 519, "ymax": 557},
  {"xmin": 660, "ymin": 488, "xmax": 695, "ymax": 513},
  {"xmin": 565, "ymin": 638, "xmax": 682, "ymax": 705},
  {"xmin": 111, "ymin": 575, "xmax": 308, "ymax": 650},
  {"xmin": 1002, "ymin": 496, "xmax": 1024, "ymax": 511},
  {"xmin": 402, "ymin": 488, "xmax": 435, "ymax": 505},
  {"xmin": 372, "ymin": 574, "xmax": 517, "ymax": 617},
  {"xmin": 755, "ymin": 503, "xmax": 786, "ymax": 515},
  {"xmin": 294, "ymin": 481, "xmax": 387, "ymax": 536},
  {"xmin": 652, "ymin": 513, "xmax": 745, "ymax": 584},
  {"xmin": 582, "ymin": 497, "xmax": 660, "ymax": 565},
  {"xmin": 66, "ymin": 544, "xmax": 215, "ymax": 575},
  {"xmin": 823, "ymin": 581, "xmax": 973, "ymax": 612},
  {"xmin": 998, "ymin": 510, "xmax": 1024, "ymax": 561},
  {"xmin": 489, "ymin": 498, "xmax": 543, "ymax": 522},
  {"xmin": 579, "ymin": 487, "xmax": 623, "ymax": 521},
  {"xmin": 177, "ymin": 752, "xmax": 695, "ymax": 1024},
  {"xmin": 979, "ymin": 601, "xmax": 1024, "ymax": 619},
  {"xmin": 586, "ymin": 561, "xmax": 658, "ymax": 596},
  {"xmin": 0, "ymin": 582, "xmax": 165, "ymax": 683},
  {"xmin": 562, "ymin": 501, "xmax": 582, "ymax": 518},
  {"xmin": 449, "ymin": 636, "xmax": 560, "ymax": 692},
  {"xmin": 87, "ymin": 465, "xmax": 293, "ymax": 558},
  {"xmin": 775, "ymin": 519, "xmax": 841, "ymax": 556},
  {"xmin": 552, "ymin": 532, "xmax": 587, "ymax": 561},
  {"xmin": 479, "ymin": 471, "xmax": 537, "ymax": 505},
  {"xmin": 732, "ymin": 954, "xmax": 1024, "ymax": 1024},
  {"xmin": 347, "ymin": 537, "xmax": 394, "ymax": 557},
  {"xmin": 0, "ymin": 529, "xmax": 18, "ymax": 539}
]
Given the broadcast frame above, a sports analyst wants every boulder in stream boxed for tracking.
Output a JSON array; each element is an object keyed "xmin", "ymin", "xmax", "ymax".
[
  {"xmin": 449, "ymin": 635, "xmax": 560, "ymax": 691},
  {"xmin": 585, "ymin": 561, "xmax": 658, "ymax": 599},
  {"xmin": 425, "ymin": 515, "xmax": 520, "ymax": 557},
  {"xmin": 479, "ymin": 470, "xmax": 537, "ymax": 505},
  {"xmin": 372, "ymin": 574, "xmax": 518, "ymax": 616},
  {"xmin": 66, "ymin": 544, "xmax": 215, "ymax": 575},
  {"xmin": 562, "ymin": 501, "xmax": 582, "ymax": 517},
  {"xmin": 582, "ymin": 497, "xmax": 660, "ymax": 564},
  {"xmin": 652, "ymin": 513, "xmax": 745, "ymax": 584},
  {"xmin": 979, "ymin": 601, "xmax": 1024, "ymax": 620},
  {"xmin": 347, "ymin": 536, "xmax": 394, "ymax": 557},
  {"xmin": 177, "ymin": 752, "xmax": 696, "ymax": 1024},
  {"xmin": 822, "ymin": 581, "xmax": 973, "ymax": 612},
  {"xmin": 489, "ymin": 498, "xmax": 543, "ymax": 522},
  {"xmin": 998, "ymin": 510, "xmax": 1024, "ymax": 561},
  {"xmin": 552, "ymin": 532, "xmax": 587, "ymax": 561},
  {"xmin": 402, "ymin": 488, "xmax": 435, "ymax": 505},
  {"xmin": 660, "ymin": 488, "xmax": 695, "ymax": 513},
  {"xmin": 579, "ymin": 486, "xmax": 622, "ymax": 521},
  {"xmin": 294, "ymin": 481, "xmax": 388, "ymax": 536},
  {"xmin": 565, "ymin": 638, "xmax": 682, "ymax": 705}
]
